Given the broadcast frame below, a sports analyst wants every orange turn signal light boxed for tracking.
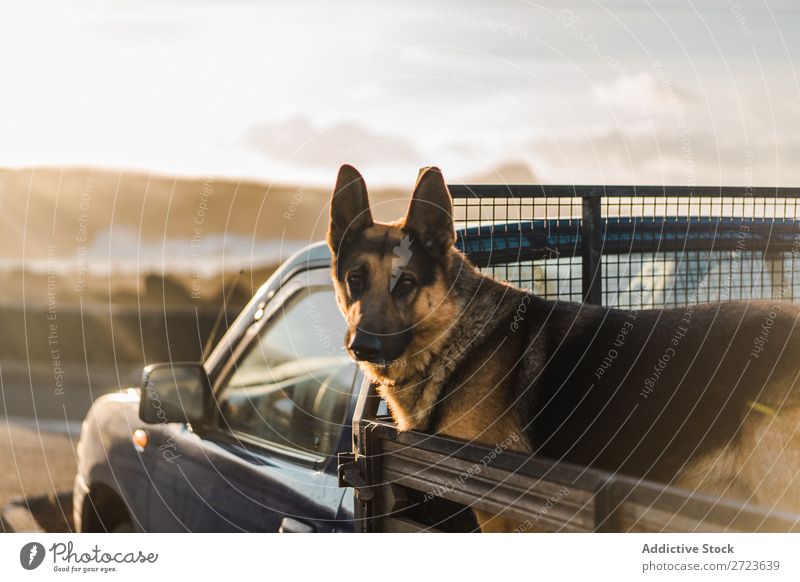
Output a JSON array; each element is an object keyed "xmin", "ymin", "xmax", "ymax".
[{"xmin": 132, "ymin": 429, "xmax": 149, "ymax": 452}]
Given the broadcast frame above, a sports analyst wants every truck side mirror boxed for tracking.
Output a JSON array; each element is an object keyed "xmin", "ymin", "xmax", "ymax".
[{"xmin": 139, "ymin": 362, "xmax": 213, "ymax": 425}]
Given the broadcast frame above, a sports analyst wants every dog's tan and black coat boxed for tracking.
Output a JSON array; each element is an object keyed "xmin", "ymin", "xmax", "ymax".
[{"xmin": 328, "ymin": 164, "xmax": 800, "ymax": 530}]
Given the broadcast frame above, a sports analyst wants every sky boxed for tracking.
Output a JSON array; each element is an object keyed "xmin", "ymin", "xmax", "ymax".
[{"xmin": 1, "ymin": 0, "xmax": 799, "ymax": 187}]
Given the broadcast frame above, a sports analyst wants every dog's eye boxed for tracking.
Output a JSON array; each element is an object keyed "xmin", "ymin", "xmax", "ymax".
[
  {"xmin": 346, "ymin": 273, "xmax": 363, "ymax": 292},
  {"xmin": 395, "ymin": 275, "xmax": 417, "ymax": 294}
]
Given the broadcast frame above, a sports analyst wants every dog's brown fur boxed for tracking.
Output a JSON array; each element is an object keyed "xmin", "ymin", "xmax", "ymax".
[{"xmin": 327, "ymin": 164, "xmax": 800, "ymax": 531}]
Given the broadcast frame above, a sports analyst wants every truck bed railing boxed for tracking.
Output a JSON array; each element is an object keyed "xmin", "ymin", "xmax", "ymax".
[{"xmin": 341, "ymin": 406, "xmax": 800, "ymax": 533}]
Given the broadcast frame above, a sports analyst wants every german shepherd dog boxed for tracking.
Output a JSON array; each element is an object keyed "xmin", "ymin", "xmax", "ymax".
[{"xmin": 327, "ymin": 164, "xmax": 800, "ymax": 532}]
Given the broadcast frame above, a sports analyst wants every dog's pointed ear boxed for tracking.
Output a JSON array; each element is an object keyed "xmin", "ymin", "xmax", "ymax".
[
  {"xmin": 403, "ymin": 166, "xmax": 455, "ymax": 255},
  {"xmin": 328, "ymin": 164, "xmax": 373, "ymax": 252}
]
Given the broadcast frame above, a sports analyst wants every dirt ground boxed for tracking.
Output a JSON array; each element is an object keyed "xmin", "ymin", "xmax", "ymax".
[{"xmin": 0, "ymin": 420, "xmax": 78, "ymax": 522}]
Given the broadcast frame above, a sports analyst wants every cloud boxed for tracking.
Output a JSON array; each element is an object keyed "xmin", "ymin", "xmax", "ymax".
[
  {"xmin": 594, "ymin": 73, "xmax": 697, "ymax": 118},
  {"xmin": 526, "ymin": 122, "xmax": 800, "ymax": 186},
  {"xmin": 242, "ymin": 115, "xmax": 422, "ymax": 170}
]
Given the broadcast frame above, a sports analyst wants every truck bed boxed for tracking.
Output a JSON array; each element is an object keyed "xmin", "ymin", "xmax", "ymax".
[{"xmin": 340, "ymin": 392, "xmax": 800, "ymax": 533}]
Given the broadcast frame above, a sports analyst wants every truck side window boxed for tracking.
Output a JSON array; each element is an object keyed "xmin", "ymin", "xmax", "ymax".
[{"xmin": 217, "ymin": 287, "xmax": 355, "ymax": 458}]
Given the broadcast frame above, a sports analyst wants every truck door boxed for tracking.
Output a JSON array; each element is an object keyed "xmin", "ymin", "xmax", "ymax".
[{"xmin": 146, "ymin": 268, "xmax": 356, "ymax": 531}]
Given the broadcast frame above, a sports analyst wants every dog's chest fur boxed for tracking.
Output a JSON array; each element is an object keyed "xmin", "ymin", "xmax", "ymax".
[{"xmin": 370, "ymin": 271, "xmax": 535, "ymax": 453}]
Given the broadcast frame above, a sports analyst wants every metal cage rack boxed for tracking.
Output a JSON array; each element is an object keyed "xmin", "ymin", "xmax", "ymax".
[{"xmin": 450, "ymin": 185, "xmax": 800, "ymax": 309}]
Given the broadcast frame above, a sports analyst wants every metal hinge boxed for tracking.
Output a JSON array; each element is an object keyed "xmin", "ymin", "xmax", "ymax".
[{"xmin": 337, "ymin": 452, "xmax": 374, "ymax": 501}]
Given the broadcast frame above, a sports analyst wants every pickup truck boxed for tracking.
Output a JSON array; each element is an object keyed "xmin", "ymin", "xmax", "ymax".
[
  {"xmin": 74, "ymin": 184, "xmax": 800, "ymax": 532},
  {"xmin": 74, "ymin": 242, "xmax": 359, "ymax": 532}
]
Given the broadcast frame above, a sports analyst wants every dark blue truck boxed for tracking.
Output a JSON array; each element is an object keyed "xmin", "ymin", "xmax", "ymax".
[
  {"xmin": 74, "ymin": 242, "xmax": 359, "ymax": 532},
  {"xmin": 75, "ymin": 184, "xmax": 800, "ymax": 532}
]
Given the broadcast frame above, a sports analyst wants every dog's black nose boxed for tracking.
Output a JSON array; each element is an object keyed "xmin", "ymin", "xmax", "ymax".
[{"xmin": 349, "ymin": 330, "xmax": 384, "ymax": 362}]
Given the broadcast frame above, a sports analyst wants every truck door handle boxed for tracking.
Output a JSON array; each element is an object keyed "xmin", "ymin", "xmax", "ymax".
[{"xmin": 279, "ymin": 517, "xmax": 315, "ymax": 533}]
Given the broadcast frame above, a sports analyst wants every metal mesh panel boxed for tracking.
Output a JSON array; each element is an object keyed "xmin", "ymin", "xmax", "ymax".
[
  {"xmin": 484, "ymin": 257, "xmax": 583, "ymax": 303},
  {"xmin": 602, "ymin": 250, "xmax": 798, "ymax": 309},
  {"xmin": 453, "ymin": 189, "xmax": 582, "ymax": 302},
  {"xmin": 451, "ymin": 185, "xmax": 800, "ymax": 309},
  {"xmin": 598, "ymin": 195, "xmax": 800, "ymax": 308},
  {"xmin": 455, "ymin": 195, "xmax": 582, "ymax": 226}
]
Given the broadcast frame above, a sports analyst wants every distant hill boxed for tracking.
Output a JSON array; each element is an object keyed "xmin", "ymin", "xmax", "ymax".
[
  {"xmin": 464, "ymin": 161, "xmax": 539, "ymax": 184},
  {"xmin": 0, "ymin": 166, "xmax": 408, "ymax": 305},
  {"xmin": 0, "ymin": 166, "xmax": 404, "ymax": 257}
]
